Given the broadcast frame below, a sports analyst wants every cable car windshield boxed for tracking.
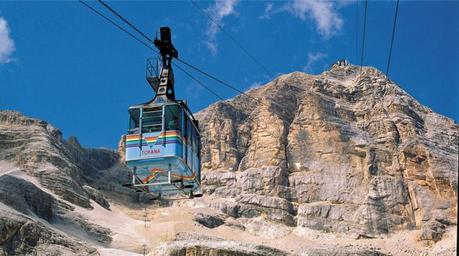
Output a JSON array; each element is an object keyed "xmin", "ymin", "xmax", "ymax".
[
  {"xmin": 165, "ymin": 105, "xmax": 180, "ymax": 131},
  {"xmin": 128, "ymin": 108, "xmax": 140, "ymax": 134},
  {"xmin": 128, "ymin": 104, "xmax": 188, "ymax": 134},
  {"xmin": 142, "ymin": 107, "xmax": 162, "ymax": 133}
]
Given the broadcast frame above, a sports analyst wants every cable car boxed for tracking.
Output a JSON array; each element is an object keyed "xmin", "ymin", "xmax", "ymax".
[{"xmin": 124, "ymin": 27, "xmax": 202, "ymax": 199}]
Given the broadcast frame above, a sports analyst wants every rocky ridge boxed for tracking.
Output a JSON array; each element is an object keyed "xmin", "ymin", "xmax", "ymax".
[{"xmin": 0, "ymin": 111, "xmax": 121, "ymax": 255}]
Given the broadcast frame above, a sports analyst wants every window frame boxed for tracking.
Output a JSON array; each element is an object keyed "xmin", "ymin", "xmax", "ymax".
[
  {"xmin": 141, "ymin": 106, "xmax": 163, "ymax": 133},
  {"xmin": 127, "ymin": 108, "xmax": 141, "ymax": 134},
  {"xmin": 164, "ymin": 104, "xmax": 182, "ymax": 131}
]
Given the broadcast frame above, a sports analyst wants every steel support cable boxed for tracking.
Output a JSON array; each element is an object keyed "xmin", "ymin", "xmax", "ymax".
[
  {"xmin": 360, "ymin": 0, "xmax": 368, "ymax": 74},
  {"xmin": 175, "ymin": 58, "xmax": 245, "ymax": 95},
  {"xmin": 172, "ymin": 64, "xmax": 225, "ymax": 101},
  {"xmin": 96, "ymin": 0, "xmax": 275, "ymax": 106},
  {"xmin": 99, "ymin": 0, "xmax": 224, "ymax": 92},
  {"xmin": 175, "ymin": 61, "xmax": 262, "ymax": 138},
  {"xmin": 189, "ymin": 0, "xmax": 274, "ymax": 77},
  {"xmin": 97, "ymin": 0, "xmax": 153, "ymax": 45},
  {"xmin": 95, "ymin": 0, "xmax": 287, "ymax": 115},
  {"xmin": 174, "ymin": 62, "xmax": 263, "ymax": 125},
  {"xmin": 355, "ymin": 1, "xmax": 359, "ymax": 63},
  {"xmin": 80, "ymin": 0, "xmax": 265, "ymax": 127},
  {"xmin": 81, "ymin": 0, "xmax": 285, "ymax": 117},
  {"xmin": 175, "ymin": 57, "xmax": 289, "ymax": 116},
  {"xmin": 79, "ymin": 0, "xmax": 153, "ymax": 51},
  {"xmin": 386, "ymin": 0, "xmax": 400, "ymax": 77},
  {"xmin": 79, "ymin": 0, "xmax": 226, "ymax": 104}
]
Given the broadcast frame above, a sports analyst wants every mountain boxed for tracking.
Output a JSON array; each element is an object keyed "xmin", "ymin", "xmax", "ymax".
[
  {"xmin": 0, "ymin": 111, "xmax": 124, "ymax": 255},
  {"xmin": 196, "ymin": 63, "xmax": 458, "ymax": 240},
  {"xmin": 0, "ymin": 63, "xmax": 457, "ymax": 256}
]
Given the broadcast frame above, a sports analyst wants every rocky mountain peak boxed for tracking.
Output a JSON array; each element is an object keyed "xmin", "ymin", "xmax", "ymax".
[
  {"xmin": 67, "ymin": 136, "xmax": 82, "ymax": 149},
  {"xmin": 196, "ymin": 64, "xmax": 458, "ymax": 241}
]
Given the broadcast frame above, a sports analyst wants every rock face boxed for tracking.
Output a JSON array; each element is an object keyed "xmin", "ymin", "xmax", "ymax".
[
  {"xmin": 0, "ymin": 112, "xmax": 118, "ymax": 209},
  {"xmin": 0, "ymin": 208, "xmax": 99, "ymax": 256},
  {"xmin": 196, "ymin": 64, "xmax": 458, "ymax": 240},
  {"xmin": 156, "ymin": 232, "xmax": 290, "ymax": 256},
  {"xmin": 0, "ymin": 111, "xmax": 118, "ymax": 254}
]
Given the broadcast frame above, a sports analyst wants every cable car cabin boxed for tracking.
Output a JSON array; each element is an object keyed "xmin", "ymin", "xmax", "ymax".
[
  {"xmin": 125, "ymin": 101, "xmax": 201, "ymax": 197},
  {"xmin": 123, "ymin": 26, "xmax": 202, "ymax": 198}
]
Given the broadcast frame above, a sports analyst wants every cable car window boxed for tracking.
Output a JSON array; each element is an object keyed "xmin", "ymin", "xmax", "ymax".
[
  {"xmin": 165, "ymin": 104, "xmax": 181, "ymax": 131},
  {"xmin": 142, "ymin": 107, "xmax": 162, "ymax": 133},
  {"xmin": 183, "ymin": 113, "xmax": 189, "ymax": 163},
  {"xmin": 192, "ymin": 125, "xmax": 197, "ymax": 153},
  {"xmin": 128, "ymin": 108, "xmax": 140, "ymax": 134},
  {"xmin": 187, "ymin": 115, "xmax": 193, "ymax": 166}
]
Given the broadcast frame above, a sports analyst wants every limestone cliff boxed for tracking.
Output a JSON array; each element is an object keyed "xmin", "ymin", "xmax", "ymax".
[{"xmin": 196, "ymin": 64, "xmax": 458, "ymax": 240}]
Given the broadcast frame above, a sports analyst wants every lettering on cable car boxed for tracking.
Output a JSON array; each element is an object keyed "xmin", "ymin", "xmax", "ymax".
[{"xmin": 142, "ymin": 149, "xmax": 160, "ymax": 155}]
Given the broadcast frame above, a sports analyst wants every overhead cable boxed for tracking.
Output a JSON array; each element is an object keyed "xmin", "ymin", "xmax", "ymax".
[
  {"xmin": 80, "ymin": 0, "xmax": 285, "ymax": 116},
  {"xmin": 359, "ymin": 0, "xmax": 368, "ymax": 74},
  {"xmin": 97, "ymin": 0, "xmax": 153, "ymax": 45},
  {"xmin": 355, "ymin": 1, "xmax": 359, "ymax": 63},
  {"xmin": 79, "ymin": 0, "xmax": 226, "ymax": 103},
  {"xmin": 79, "ymin": 0, "xmax": 153, "ymax": 51},
  {"xmin": 190, "ymin": 0, "xmax": 274, "ymax": 77},
  {"xmin": 386, "ymin": 0, "xmax": 400, "ymax": 77}
]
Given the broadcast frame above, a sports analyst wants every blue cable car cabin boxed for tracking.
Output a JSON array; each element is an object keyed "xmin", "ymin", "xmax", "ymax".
[
  {"xmin": 123, "ymin": 27, "xmax": 202, "ymax": 198},
  {"xmin": 125, "ymin": 102, "xmax": 201, "ymax": 197}
]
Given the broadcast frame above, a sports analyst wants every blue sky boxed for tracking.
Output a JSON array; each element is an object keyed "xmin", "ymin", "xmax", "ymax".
[{"xmin": 0, "ymin": 1, "xmax": 458, "ymax": 149}]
